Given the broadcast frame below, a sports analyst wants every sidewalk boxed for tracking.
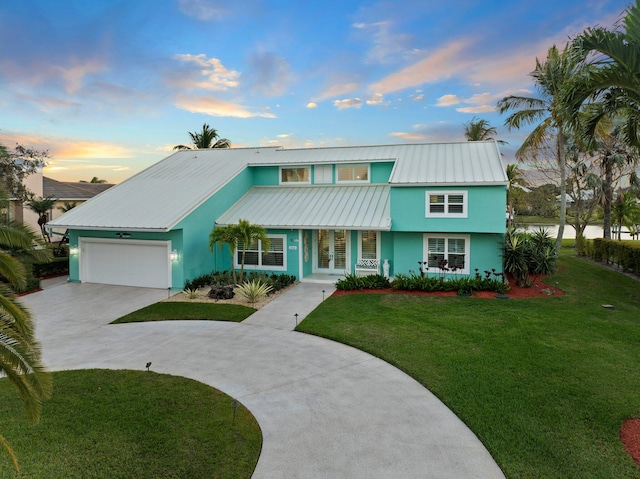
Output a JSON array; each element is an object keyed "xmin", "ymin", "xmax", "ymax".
[{"xmin": 243, "ymin": 282, "xmax": 336, "ymax": 330}]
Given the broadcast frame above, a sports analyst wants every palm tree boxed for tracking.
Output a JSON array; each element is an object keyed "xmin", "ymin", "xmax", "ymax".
[
  {"xmin": 209, "ymin": 225, "xmax": 239, "ymax": 285},
  {"xmin": 0, "ymin": 219, "xmax": 52, "ymax": 471},
  {"xmin": 235, "ymin": 219, "xmax": 270, "ymax": 284},
  {"xmin": 26, "ymin": 196, "xmax": 56, "ymax": 241},
  {"xmin": 506, "ymin": 163, "xmax": 526, "ymax": 225},
  {"xmin": 174, "ymin": 123, "xmax": 231, "ymax": 150},
  {"xmin": 498, "ymin": 44, "xmax": 582, "ymax": 256},
  {"xmin": 566, "ymin": 1, "xmax": 640, "ymax": 149},
  {"xmin": 57, "ymin": 201, "xmax": 77, "ymax": 213},
  {"xmin": 611, "ymin": 191, "xmax": 640, "ymax": 239},
  {"xmin": 464, "ymin": 117, "xmax": 507, "ymax": 144}
]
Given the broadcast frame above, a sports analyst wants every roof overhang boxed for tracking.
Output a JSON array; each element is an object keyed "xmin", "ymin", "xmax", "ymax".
[{"xmin": 216, "ymin": 185, "xmax": 392, "ymax": 231}]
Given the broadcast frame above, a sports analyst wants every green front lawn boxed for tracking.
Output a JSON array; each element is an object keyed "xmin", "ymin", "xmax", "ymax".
[
  {"xmin": 112, "ymin": 302, "xmax": 255, "ymax": 324},
  {"xmin": 297, "ymin": 250, "xmax": 640, "ymax": 478},
  {"xmin": 0, "ymin": 369, "xmax": 261, "ymax": 479}
]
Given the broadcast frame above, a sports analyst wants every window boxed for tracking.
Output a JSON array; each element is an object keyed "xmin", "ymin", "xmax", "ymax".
[
  {"xmin": 281, "ymin": 167, "xmax": 310, "ymax": 184},
  {"xmin": 424, "ymin": 235, "xmax": 469, "ymax": 274},
  {"xmin": 358, "ymin": 230, "xmax": 378, "ymax": 260},
  {"xmin": 426, "ymin": 190, "xmax": 467, "ymax": 218},
  {"xmin": 314, "ymin": 164, "xmax": 332, "ymax": 184},
  {"xmin": 337, "ymin": 164, "xmax": 369, "ymax": 183},
  {"xmin": 236, "ymin": 235, "xmax": 286, "ymax": 270}
]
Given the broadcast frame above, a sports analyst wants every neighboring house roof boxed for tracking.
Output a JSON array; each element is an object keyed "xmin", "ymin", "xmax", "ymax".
[
  {"xmin": 216, "ymin": 185, "xmax": 391, "ymax": 230},
  {"xmin": 44, "ymin": 177, "xmax": 114, "ymax": 200},
  {"xmin": 48, "ymin": 142, "xmax": 506, "ymax": 232}
]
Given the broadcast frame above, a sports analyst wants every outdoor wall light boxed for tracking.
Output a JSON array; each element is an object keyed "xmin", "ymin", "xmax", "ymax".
[
  {"xmin": 69, "ymin": 246, "xmax": 79, "ymax": 255},
  {"xmin": 169, "ymin": 249, "xmax": 178, "ymax": 261}
]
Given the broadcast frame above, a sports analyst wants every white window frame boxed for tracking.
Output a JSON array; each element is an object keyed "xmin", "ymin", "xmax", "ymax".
[
  {"xmin": 336, "ymin": 164, "xmax": 370, "ymax": 183},
  {"xmin": 280, "ymin": 166, "xmax": 311, "ymax": 184},
  {"xmin": 423, "ymin": 234, "xmax": 470, "ymax": 275},
  {"xmin": 425, "ymin": 190, "xmax": 468, "ymax": 218},
  {"xmin": 235, "ymin": 234, "xmax": 287, "ymax": 271}
]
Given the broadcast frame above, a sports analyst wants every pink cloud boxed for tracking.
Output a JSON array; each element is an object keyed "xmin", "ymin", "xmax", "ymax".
[{"xmin": 175, "ymin": 94, "xmax": 276, "ymax": 118}]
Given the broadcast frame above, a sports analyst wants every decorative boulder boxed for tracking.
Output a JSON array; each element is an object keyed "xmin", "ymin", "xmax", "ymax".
[{"xmin": 208, "ymin": 285, "xmax": 235, "ymax": 300}]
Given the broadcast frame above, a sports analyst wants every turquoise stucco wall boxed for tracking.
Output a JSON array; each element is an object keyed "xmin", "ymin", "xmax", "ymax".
[
  {"xmin": 391, "ymin": 231, "xmax": 504, "ymax": 277},
  {"xmin": 248, "ymin": 161, "xmax": 395, "ymax": 186},
  {"xmin": 390, "ymin": 185, "xmax": 506, "ymax": 233},
  {"xmin": 174, "ymin": 168, "xmax": 254, "ymax": 284}
]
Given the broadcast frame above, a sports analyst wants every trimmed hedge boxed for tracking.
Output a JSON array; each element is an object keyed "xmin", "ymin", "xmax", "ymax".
[
  {"xmin": 32, "ymin": 257, "xmax": 69, "ymax": 278},
  {"xmin": 590, "ymin": 238, "xmax": 640, "ymax": 275}
]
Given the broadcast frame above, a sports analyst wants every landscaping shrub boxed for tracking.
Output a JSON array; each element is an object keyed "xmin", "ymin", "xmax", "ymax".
[
  {"xmin": 32, "ymin": 257, "xmax": 68, "ymax": 278},
  {"xmin": 335, "ymin": 274, "xmax": 390, "ymax": 291},
  {"xmin": 590, "ymin": 238, "xmax": 640, "ymax": 274},
  {"xmin": 503, "ymin": 227, "xmax": 557, "ymax": 286}
]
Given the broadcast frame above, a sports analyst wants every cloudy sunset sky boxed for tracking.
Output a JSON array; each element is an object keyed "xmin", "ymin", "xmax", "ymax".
[{"xmin": 0, "ymin": 0, "xmax": 632, "ymax": 183}]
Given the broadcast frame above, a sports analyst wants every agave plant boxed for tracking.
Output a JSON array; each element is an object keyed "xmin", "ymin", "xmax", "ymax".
[
  {"xmin": 181, "ymin": 288, "xmax": 199, "ymax": 299},
  {"xmin": 236, "ymin": 279, "xmax": 273, "ymax": 304}
]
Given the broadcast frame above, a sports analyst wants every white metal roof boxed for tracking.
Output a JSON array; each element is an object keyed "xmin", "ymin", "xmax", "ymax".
[
  {"xmin": 216, "ymin": 185, "xmax": 391, "ymax": 230},
  {"xmin": 47, "ymin": 142, "xmax": 505, "ymax": 232}
]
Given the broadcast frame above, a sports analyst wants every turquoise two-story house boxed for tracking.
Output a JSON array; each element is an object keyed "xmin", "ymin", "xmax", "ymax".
[{"xmin": 48, "ymin": 142, "xmax": 507, "ymax": 289}]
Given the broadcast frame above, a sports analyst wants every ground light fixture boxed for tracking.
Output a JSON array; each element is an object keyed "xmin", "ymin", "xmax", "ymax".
[
  {"xmin": 295, "ymin": 313, "xmax": 299, "ymax": 326},
  {"xmin": 231, "ymin": 400, "xmax": 239, "ymax": 423},
  {"xmin": 145, "ymin": 362, "xmax": 152, "ymax": 372}
]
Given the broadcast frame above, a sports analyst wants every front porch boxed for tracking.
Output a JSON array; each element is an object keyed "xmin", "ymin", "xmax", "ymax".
[{"xmin": 300, "ymin": 272, "xmax": 344, "ymax": 284}]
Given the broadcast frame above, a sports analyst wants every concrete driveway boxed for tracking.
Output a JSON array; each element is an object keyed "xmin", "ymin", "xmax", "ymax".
[{"xmin": 23, "ymin": 282, "xmax": 505, "ymax": 479}]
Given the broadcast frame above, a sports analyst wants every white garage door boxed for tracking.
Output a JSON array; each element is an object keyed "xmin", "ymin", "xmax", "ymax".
[{"xmin": 80, "ymin": 239, "xmax": 171, "ymax": 288}]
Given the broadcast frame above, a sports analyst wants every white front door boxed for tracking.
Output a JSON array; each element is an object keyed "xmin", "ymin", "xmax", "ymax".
[{"xmin": 315, "ymin": 229, "xmax": 348, "ymax": 274}]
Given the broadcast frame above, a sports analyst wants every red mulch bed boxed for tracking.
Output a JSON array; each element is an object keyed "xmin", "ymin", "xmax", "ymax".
[
  {"xmin": 621, "ymin": 419, "xmax": 640, "ymax": 467},
  {"xmin": 332, "ymin": 273, "xmax": 563, "ymax": 299}
]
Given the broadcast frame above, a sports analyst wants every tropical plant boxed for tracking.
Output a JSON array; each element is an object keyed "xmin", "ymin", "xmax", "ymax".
[
  {"xmin": 174, "ymin": 123, "xmax": 231, "ymax": 150},
  {"xmin": 234, "ymin": 219, "xmax": 270, "ymax": 284},
  {"xmin": 79, "ymin": 177, "xmax": 107, "ymax": 184},
  {"xmin": 236, "ymin": 279, "xmax": 273, "ymax": 304},
  {"xmin": 463, "ymin": 117, "xmax": 507, "ymax": 144},
  {"xmin": 506, "ymin": 163, "xmax": 526, "ymax": 225},
  {"xmin": 567, "ymin": 1, "xmax": 640, "ymax": 150},
  {"xmin": 0, "ymin": 219, "xmax": 52, "ymax": 471},
  {"xmin": 182, "ymin": 288, "xmax": 199, "ymax": 299},
  {"xmin": 498, "ymin": 44, "xmax": 583, "ymax": 256},
  {"xmin": 503, "ymin": 228, "xmax": 557, "ymax": 286},
  {"xmin": 57, "ymin": 201, "xmax": 77, "ymax": 213},
  {"xmin": 611, "ymin": 192, "xmax": 640, "ymax": 240},
  {"xmin": 209, "ymin": 226, "xmax": 239, "ymax": 284},
  {"xmin": 26, "ymin": 196, "xmax": 56, "ymax": 241}
]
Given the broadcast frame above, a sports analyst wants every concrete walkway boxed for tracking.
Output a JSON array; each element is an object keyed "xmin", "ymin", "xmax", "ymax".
[{"xmin": 23, "ymin": 281, "xmax": 505, "ymax": 478}]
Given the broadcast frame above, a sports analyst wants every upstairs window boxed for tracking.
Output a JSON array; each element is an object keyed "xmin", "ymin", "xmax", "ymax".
[
  {"xmin": 426, "ymin": 190, "xmax": 467, "ymax": 218},
  {"xmin": 281, "ymin": 167, "xmax": 310, "ymax": 184},
  {"xmin": 337, "ymin": 164, "xmax": 369, "ymax": 183}
]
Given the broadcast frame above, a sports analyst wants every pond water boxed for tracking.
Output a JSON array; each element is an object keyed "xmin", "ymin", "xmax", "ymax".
[{"xmin": 517, "ymin": 224, "xmax": 636, "ymax": 240}]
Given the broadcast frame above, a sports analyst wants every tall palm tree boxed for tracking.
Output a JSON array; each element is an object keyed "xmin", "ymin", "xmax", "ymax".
[
  {"xmin": 235, "ymin": 219, "xmax": 270, "ymax": 284},
  {"xmin": 209, "ymin": 225, "xmax": 239, "ymax": 285},
  {"xmin": 174, "ymin": 123, "xmax": 231, "ymax": 150},
  {"xmin": 0, "ymin": 219, "xmax": 52, "ymax": 471},
  {"xmin": 464, "ymin": 117, "xmax": 507, "ymax": 144},
  {"xmin": 498, "ymin": 44, "xmax": 582, "ymax": 255},
  {"xmin": 566, "ymin": 0, "xmax": 640, "ymax": 149}
]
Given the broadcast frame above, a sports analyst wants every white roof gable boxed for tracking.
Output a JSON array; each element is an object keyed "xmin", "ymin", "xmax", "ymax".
[{"xmin": 48, "ymin": 142, "xmax": 506, "ymax": 232}]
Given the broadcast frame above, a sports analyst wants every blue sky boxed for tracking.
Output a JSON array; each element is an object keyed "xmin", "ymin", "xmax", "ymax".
[{"xmin": 0, "ymin": 0, "xmax": 632, "ymax": 183}]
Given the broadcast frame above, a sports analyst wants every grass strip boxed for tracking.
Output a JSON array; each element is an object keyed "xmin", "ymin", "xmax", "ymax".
[
  {"xmin": 297, "ymin": 249, "xmax": 640, "ymax": 478},
  {"xmin": 0, "ymin": 369, "xmax": 261, "ymax": 479},
  {"xmin": 112, "ymin": 302, "xmax": 255, "ymax": 324}
]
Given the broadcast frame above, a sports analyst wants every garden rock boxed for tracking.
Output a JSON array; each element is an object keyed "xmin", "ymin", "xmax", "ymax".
[{"xmin": 208, "ymin": 285, "xmax": 235, "ymax": 300}]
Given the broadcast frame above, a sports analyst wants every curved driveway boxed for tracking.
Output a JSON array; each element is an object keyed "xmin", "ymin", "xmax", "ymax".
[{"xmin": 23, "ymin": 282, "xmax": 504, "ymax": 478}]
